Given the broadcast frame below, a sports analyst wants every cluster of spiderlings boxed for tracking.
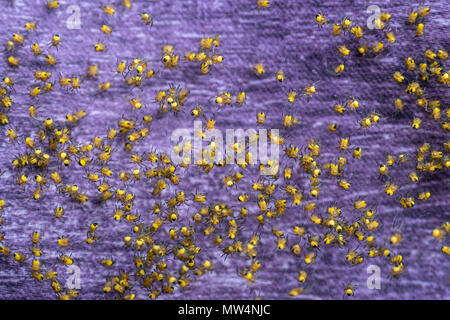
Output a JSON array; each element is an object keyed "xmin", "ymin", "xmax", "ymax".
[
  {"xmin": 407, "ymin": 7, "xmax": 431, "ymax": 37},
  {"xmin": 25, "ymin": 228, "xmax": 78, "ymax": 299},
  {"xmin": 377, "ymin": 143, "xmax": 448, "ymax": 208},
  {"xmin": 0, "ymin": 1, "xmax": 448, "ymax": 300},
  {"xmin": 316, "ymin": 10, "xmax": 397, "ymax": 62},
  {"xmin": 215, "ymin": 90, "xmax": 246, "ymax": 106},
  {"xmin": 415, "ymin": 142, "xmax": 449, "ymax": 174},
  {"xmin": 184, "ymin": 35, "xmax": 223, "ymax": 74},
  {"xmin": 384, "ymin": 7, "xmax": 449, "ymax": 269},
  {"xmin": 122, "ymin": 59, "xmax": 155, "ymax": 88},
  {"xmin": 161, "ymin": 45, "xmax": 179, "ymax": 69},
  {"xmin": 394, "ymin": 50, "xmax": 448, "ymax": 131},
  {"xmin": 155, "ymin": 85, "xmax": 190, "ymax": 115}
]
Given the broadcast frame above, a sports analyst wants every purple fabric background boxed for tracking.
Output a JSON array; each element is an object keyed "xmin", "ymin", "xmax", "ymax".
[{"xmin": 0, "ymin": 0, "xmax": 449, "ymax": 299}]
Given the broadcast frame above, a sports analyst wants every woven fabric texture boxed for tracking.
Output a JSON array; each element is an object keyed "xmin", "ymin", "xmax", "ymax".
[{"xmin": 0, "ymin": 0, "xmax": 448, "ymax": 299}]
